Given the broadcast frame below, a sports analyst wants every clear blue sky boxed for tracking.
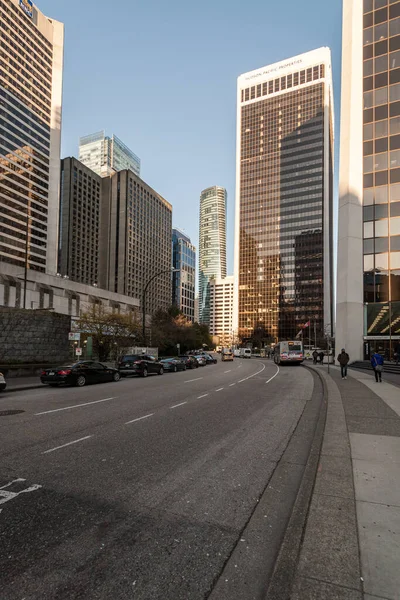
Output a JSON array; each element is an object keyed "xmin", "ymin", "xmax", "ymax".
[{"xmin": 39, "ymin": 0, "xmax": 342, "ymax": 274}]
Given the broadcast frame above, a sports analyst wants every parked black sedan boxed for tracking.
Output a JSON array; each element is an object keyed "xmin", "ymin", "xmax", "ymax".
[
  {"xmin": 179, "ymin": 355, "xmax": 199, "ymax": 369},
  {"xmin": 160, "ymin": 358, "xmax": 187, "ymax": 373},
  {"xmin": 118, "ymin": 355, "xmax": 164, "ymax": 377},
  {"xmin": 41, "ymin": 361, "xmax": 121, "ymax": 387},
  {"xmin": 203, "ymin": 353, "xmax": 218, "ymax": 365}
]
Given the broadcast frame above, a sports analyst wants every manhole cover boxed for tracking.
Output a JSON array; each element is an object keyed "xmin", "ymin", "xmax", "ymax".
[{"xmin": 0, "ymin": 410, "xmax": 25, "ymax": 416}]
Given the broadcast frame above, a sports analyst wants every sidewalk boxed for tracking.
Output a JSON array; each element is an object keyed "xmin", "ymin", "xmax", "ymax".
[{"xmin": 292, "ymin": 365, "xmax": 400, "ymax": 600}]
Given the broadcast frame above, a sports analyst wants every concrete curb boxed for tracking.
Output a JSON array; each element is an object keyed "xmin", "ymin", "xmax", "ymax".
[
  {"xmin": 2, "ymin": 384, "xmax": 44, "ymax": 394},
  {"xmin": 264, "ymin": 366, "xmax": 327, "ymax": 600},
  {"xmin": 290, "ymin": 366, "xmax": 363, "ymax": 599}
]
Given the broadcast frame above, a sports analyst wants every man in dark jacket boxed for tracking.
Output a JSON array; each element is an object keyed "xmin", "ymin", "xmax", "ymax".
[
  {"xmin": 371, "ymin": 352, "xmax": 384, "ymax": 382},
  {"xmin": 312, "ymin": 350, "xmax": 318, "ymax": 365},
  {"xmin": 337, "ymin": 349, "xmax": 350, "ymax": 379},
  {"xmin": 394, "ymin": 343, "xmax": 400, "ymax": 365}
]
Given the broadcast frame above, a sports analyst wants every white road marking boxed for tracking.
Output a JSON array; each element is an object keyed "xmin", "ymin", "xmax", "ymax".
[
  {"xmin": 184, "ymin": 378, "xmax": 203, "ymax": 383},
  {"xmin": 35, "ymin": 397, "xmax": 116, "ymax": 416},
  {"xmin": 0, "ymin": 479, "xmax": 42, "ymax": 506},
  {"xmin": 238, "ymin": 362, "xmax": 266, "ymax": 383},
  {"xmin": 197, "ymin": 394, "xmax": 208, "ymax": 399},
  {"xmin": 170, "ymin": 402, "xmax": 187, "ymax": 409},
  {"xmin": 125, "ymin": 413, "xmax": 154, "ymax": 424},
  {"xmin": 224, "ymin": 370, "xmax": 232, "ymax": 373},
  {"xmin": 216, "ymin": 388, "xmax": 224, "ymax": 392},
  {"xmin": 266, "ymin": 365, "xmax": 280, "ymax": 384},
  {"xmin": 229, "ymin": 383, "xmax": 236, "ymax": 387},
  {"xmin": 42, "ymin": 436, "xmax": 92, "ymax": 454}
]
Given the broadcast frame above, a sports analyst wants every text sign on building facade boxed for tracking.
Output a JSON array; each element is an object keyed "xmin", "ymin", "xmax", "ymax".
[
  {"xmin": 68, "ymin": 332, "xmax": 81, "ymax": 341},
  {"xmin": 19, "ymin": 0, "xmax": 33, "ymax": 18}
]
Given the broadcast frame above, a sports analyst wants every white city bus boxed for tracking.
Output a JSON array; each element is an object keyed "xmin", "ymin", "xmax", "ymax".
[{"xmin": 274, "ymin": 341, "xmax": 304, "ymax": 365}]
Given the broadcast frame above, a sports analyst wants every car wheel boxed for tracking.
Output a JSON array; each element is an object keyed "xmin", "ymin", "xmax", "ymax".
[
  {"xmin": 49, "ymin": 384, "xmax": 59, "ymax": 387},
  {"xmin": 113, "ymin": 372, "xmax": 121, "ymax": 382},
  {"xmin": 173, "ymin": 365, "xmax": 177, "ymax": 373},
  {"xmin": 76, "ymin": 375, "xmax": 86, "ymax": 387},
  {"xmin": 142, "ymin": 367, "xmax": 148, "ymax": 378},
  {"xmin": 159, "ymin": 367, "xmax": 164, "ymax": 375}
]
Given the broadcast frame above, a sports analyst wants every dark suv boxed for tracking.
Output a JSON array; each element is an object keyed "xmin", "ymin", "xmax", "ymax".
[{"xmin": 118, "ymin": 355, "xmax": 163, "ymax": 377}]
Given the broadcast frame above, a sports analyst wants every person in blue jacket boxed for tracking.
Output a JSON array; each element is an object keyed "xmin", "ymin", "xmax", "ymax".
[{"xmin": 371, "ymin": 351, "xmax": 384, "ymax": 382}]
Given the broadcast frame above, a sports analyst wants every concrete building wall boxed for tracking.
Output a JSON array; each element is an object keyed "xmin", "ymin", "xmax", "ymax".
[
  {"xmin": 337, "ymin": 0, "xmax": 371, "ymax": 361},
  {"xmin": 209, "ymin": 276, "xmax": 234, "ymax": 347}
]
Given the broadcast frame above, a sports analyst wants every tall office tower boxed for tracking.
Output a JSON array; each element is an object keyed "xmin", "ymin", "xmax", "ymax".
[
  {"xmin": 209, "ymin": 275, "xmax": 234, "ymax": 347},
  {"xmin": 172, "ymin": 228, "xmax": 196, "ymax": 321},
  {"xmin": 0, "ymin": 0, "xmax": 64, "ymax": 275},
  {"xmin": 79, "ymin": 131, "xmax": 141, "ymax": 178},
  {"xmin": 199, "ymin": 186, "xmax": 227, "ymax": 325},
  {"xmin": 100, "ymin": 170, "xmax": 172, "ymax": 314},
  {"xmin": 338, "ymin": 0, "xmax": 400, "ymax": 361},
  {"xmin": 234, "ymin": 48, "xmax": 334, "ymax": 344},
  {"xmin": 58, "ymin": 158, "xmax": 102, "ymax": 285}
]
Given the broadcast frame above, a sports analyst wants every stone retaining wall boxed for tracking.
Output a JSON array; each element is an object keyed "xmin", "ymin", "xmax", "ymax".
[{"xmin": 0, "ymin": 308, "xmax": 71, "ymax": 365}]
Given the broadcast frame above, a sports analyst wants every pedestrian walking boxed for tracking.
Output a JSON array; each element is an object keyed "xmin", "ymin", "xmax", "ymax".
[
  {"xmin": 371, "ymin": 351, "xmax": 384, "ymax": 382},
  {"xmin": 337, "ymin": 349, "xmax": 350, "ymax": 379},
  {"xmin": 312, "ymin": 350, "xmax": 318, "ymax": 365},
  {"xmin": 319, "ymin": 351, "xmax": 324, "ymax": 364}
]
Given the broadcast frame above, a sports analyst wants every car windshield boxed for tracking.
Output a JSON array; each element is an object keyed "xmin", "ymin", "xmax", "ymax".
[{"xmin": 120, "ymin": 356, "xmax": 141, "ymax": 362}]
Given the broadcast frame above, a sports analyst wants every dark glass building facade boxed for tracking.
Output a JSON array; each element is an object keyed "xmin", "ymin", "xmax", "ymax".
[
  {"xmin": 363, "ymin": 0, "xmax": 400, "ymax": 356},
  {"xmin": 235, "ymin": 49, "xmax": 334, "ymax": 344},
  {"xmin": 0, "ymin": 0, "xmax": 63, "ymax": 276},
  {"xmin": 172, "ymin": 228, "xmax": 196, "ymax": 322}
]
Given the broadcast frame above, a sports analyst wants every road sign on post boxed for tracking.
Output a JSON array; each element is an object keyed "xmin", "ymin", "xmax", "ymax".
[
  {"xmin": 69, "ymin": 332, "xmax": 80, "ymax": 341},
  {"xmin": 75, "ymin": 348, "xmax": 82, "ymax": 356},
  {"xmin": 177, "ymin": 343, "xmax": 180, "ymax": 354}
]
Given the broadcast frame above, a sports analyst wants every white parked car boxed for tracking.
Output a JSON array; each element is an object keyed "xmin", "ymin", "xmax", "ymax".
[{"xmin": 0, "ymin": 371, "xmax": 6, "ymax": 392}]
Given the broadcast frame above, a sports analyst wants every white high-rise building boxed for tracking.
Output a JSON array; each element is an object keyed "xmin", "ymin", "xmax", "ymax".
[
  {"xmin": 234, "ymin": 48, "xmax": 334, "ymax": 344},
  {"xmin": 337, "ymin": 0, "xmax": 400, "ymax": 361},
  {"xmin": 209, "ymin": 276, "xmax": 234, "ymax": 347},
  {"xmin": 199, "ymin": 186, "xmax": 227, "ymax": 325},
  {"xmin": 79, "ymin": 131, "xmax": 141, "ymax": 178},
  {"xmin": 0, "ymin": 0, "xmax": 64, "ymax": 275}
]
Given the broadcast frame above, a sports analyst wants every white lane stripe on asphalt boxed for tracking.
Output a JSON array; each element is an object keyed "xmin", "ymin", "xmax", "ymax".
[
  {"xmin": 43, "ymin": 436, "xmax": 92, "ymax": 454},
  {"xmin": 216, "ymin": 388, "xmax": 224, "ymax": 392},
  {"xmin": 238, "ymin": 362, "xmax": 266, "ymax": 384},
  {"xmin": 266, "ymin": 365, "xmax": 280, "ymax": 384},
  {"xmin": 170, "ymin": 402, "xmax": 187, "ymax": 409},
  {"xmin": 197, "ymin": 394, "xmax": 208, "ymax": 399},
  {"xmin": 224, "ymin": 370, "xmax": 232, "ymax": 373},
  {"xmin": 36, "ymin": 397, "xmax": 116, "ymax": 416},
  {"xmin": 229, "ymin": 383, "xmax": 236, "ymax": 387},
  {"xmin": 184, "ymin": 378, "xmax": 203, "ymax": 383},
  {"xmin": 125, "ymin": 413, "xmax": 154, "ymax": 424}
]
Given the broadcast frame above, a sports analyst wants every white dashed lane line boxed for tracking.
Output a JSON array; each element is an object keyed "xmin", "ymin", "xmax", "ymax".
[
  {"xmin": 184, "ymin": 378, "xmax": 203, "ymax": 383},
  {"xmin": 216, "ymin": 388, "xmax": 224, "ymax": 392},
  {"xmin": 266, "ymin": 365, "xmax": 280, "ymax": 384},
  {"xmin": 197, "ymin": 394, "xmax": 209, "ymax": 399},
  {"xmin": 224, "ymin": 370, "xmax": 232, "ymax": 373},
  {"xmin": 229, "ymin": 383, "xmax": 236, "ymax": 387},
  {"xmin": 170, "ymin": 402, "xmax": 187, "ymax": 410},
  {"xmin": 36, "ymin": 397, "xmax": 116, "ymax": 416},
  {"xmin": 43, "ymin": 436, "xmax": 92, "ymax": 454},
  {"xmin": 125, "ymin": 413, "xmax": 154, "ymax": 425},
  {"xmin": 238, "ymin": 362, "xmax": 266, "ymax": 383}
]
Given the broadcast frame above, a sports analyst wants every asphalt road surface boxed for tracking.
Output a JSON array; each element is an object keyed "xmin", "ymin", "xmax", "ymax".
[{"xmin": 0, "ymin": 358, "xmax": 318, "ymax": 600}]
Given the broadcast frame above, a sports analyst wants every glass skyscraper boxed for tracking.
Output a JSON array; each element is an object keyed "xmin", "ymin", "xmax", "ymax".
[
  {"xmin": 338, "ymin": 0, "xmax": 400, "ymax": 360},
  {"xmin": 172, "ymin": 228, "xmax": 196, "ymax": 322},
  {"xmin": 0, "ymin": 0, "xmax": 64, "ymax": 275},
  {"xmin": 234, "ymin": 49, "xmax": 334, "ymax": 344},
  {"xmin": 79, "ymin": 131, "xmax": 141, "ymax": 178},
  {"xmin": 199, "ymin": 186, "xmax": 227, "ymax": 325}
]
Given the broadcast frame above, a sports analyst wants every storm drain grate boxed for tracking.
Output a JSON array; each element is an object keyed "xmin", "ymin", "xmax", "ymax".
[{"xmin": 0, "ymin": 410, "xmax": 25, "ymax": 416}]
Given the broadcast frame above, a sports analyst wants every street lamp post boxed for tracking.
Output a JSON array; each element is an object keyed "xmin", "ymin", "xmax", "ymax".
[{"xmin": 142, "ymin": 269, "xmax": 177, "ymax": 347}]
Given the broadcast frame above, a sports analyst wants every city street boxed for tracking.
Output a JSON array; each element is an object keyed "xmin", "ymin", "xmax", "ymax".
[{"xmin": 0, "ymin": 359, "xmax": 320, "ymax": 599}]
